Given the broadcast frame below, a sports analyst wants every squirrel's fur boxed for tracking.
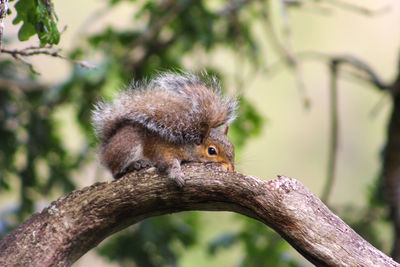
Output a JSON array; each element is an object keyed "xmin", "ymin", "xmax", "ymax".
[
  {"xmin": 92, "ymin": 72, "xmax": 237, "ymax": 187},
  {"xmin": 93, "ymin": 72, "xmax": 237, "ymax": 144}
]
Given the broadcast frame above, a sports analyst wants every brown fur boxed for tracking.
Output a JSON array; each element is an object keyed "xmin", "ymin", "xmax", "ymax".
[{"xmin": 93, "ymin": 72, "xmax": 237, "ymax": 187}]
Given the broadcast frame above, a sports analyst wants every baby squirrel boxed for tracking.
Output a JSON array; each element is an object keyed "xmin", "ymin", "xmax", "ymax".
[{"xmin": 92, "ymin": 72, "xmax": 237, "ymax": 187}]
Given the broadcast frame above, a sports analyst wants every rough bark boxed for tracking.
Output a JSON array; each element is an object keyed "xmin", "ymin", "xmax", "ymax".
[{"xmin": 0, "ymin": 163, "xmax": 397, "ymax": 266}]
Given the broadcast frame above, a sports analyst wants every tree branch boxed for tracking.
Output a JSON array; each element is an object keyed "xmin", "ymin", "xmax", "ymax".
[
  {"xmin": 1, "ymin": 46, "xmax": 95, "ymax": 74},
  {"xmin": 324, "ymin": 0, "xmax": 390, "ymax": 16},
  {"xmin": 321, "ymin": 60, "xmax": 340, "ymax": 204},
  {"xmin": 0, "ymin": 163, "xmax": 397, "ymax": 266},
  {"xmin": 260, "ymin": 0, "xmax": 310, "ymax": 107}
]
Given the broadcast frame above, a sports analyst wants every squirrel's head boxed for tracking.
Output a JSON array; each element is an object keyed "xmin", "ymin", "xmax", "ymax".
[{"xmin": 196, "ymin": 125, "xmax": 235, "ymax": 171}]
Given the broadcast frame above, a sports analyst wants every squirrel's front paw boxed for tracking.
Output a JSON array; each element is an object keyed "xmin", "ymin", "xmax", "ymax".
[{"xmin": 168, "ymin": 168, "xmax": 185, "ymax": 188}]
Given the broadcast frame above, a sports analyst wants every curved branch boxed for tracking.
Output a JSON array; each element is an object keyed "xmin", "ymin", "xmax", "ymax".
[{"xmin": 0, "ymin": 163, "xmax": 397, "ymax": 266}]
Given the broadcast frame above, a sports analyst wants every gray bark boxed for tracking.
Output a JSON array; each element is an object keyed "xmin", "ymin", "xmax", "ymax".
[{"xmin": 0, "ymin": 163, "xmax": 397, "ymax": 266}]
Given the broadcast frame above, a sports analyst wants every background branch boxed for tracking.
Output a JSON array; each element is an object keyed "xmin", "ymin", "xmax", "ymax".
[
  {"xmin": 325, "ymin": 0, "xmax": 390, "ymax": 15},
  {"xmin": 1, "ymin": 46, "xmax": 95, "ymax": 73},
  {"xmin": 266, "ymin": 52, "xmax": 391, "ymax": 205},
  {"xmin": 382, "ymin": 73, "xmax": 400, "ymax": 261},
  {"xmin": 321, "ymin": 60, "xmax": 339, "ymax": 204},
  {"xmin": 261, "ymin": 1, "xmax": 309, "ymax": 107},
  {"xmin": 0, "ymin": 163, "xmax": 397, "ymax": 266}
]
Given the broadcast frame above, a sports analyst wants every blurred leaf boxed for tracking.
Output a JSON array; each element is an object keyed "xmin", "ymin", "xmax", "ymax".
[
  {"xmin": 208, "ymin": 232, "xmax": 237, "ymax": 255},
  {"xmin": 13, "ymin": 0, "xmax": 60, "ymax": 46},
  {"xmin": 230, "ymin": 96, "xmax": 265, "ymax": 150},
  {"xmin": 98, "ymin": 214, "xmax": 199, "ymax": 266},
  {"xmin": 0, "ymin": 59, "xmax": 84, "ymax": 218},
  {"xmin": 208, "ymin": 217, "xmax": 301, "ymax": 267},
  {"xmin": 1, "ymin": 0, "xmax": 313, "ymax": 266}
]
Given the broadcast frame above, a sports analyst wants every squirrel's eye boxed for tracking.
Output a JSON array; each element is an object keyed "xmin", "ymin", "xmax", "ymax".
[{"xmin": 207, "ymin": 146, "xmax": 217, "ymax": 156}]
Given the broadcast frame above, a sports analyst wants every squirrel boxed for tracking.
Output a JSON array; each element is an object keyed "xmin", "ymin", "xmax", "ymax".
[{"xmin": 92, "ymin": 72, "xmax": 237, "ymax": 187}]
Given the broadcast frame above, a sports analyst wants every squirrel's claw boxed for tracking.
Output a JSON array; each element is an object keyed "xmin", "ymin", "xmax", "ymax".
[
  {"xmin": 168, "ymin": 168, "xmax": 185, "ymax": 188},
  {"xmin": 170, "ymin": 172, "xmax": 185, "ymax": 188},
  {"xmin": 167, "ymin": 160, "xmax": 185, "ymax": 188}
]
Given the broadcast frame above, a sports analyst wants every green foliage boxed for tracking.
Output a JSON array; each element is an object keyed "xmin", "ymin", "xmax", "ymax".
[
  {"xmin": 230, "ymin": 97, "xmax": 265, "ymax": 150},
  {"xmin": 98, "ymin": 214, "xmax": 199, "ymax": 266},
  {"xmin": 70, "ymin": 7, "xmax": 266, "ymax": 265},
  {"xmin": 0, "ymin": 0, "xmax": 290, "ymax": 265},
  {"xmin": 0, "ymin": 59, "xmax": 88, "ymax": 220},
  {"xmin": 0, "ymin": 67, "xmax": 19, "ymax": 191},
  {"xmin": 13, "ymin": 0, "xmax": 60, "ymax": 46},
  {"xmin": 2, "ymin": 0, "xmax": 268, "ymax": 261},
  {"xmin": 367, "ymin": 173, "xmax": 387, "ymax": 208},
  {"xmin": 2, "ymin": 0, "xmax": 391, "ymax": 266},
  {"xmin": 209, "ymin": 217, "xmax": 301, "ymax": 267}
]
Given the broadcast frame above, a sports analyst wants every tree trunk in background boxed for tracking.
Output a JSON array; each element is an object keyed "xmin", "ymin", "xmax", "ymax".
[{"xmin": 383, "ymin": 74, "xmax": 400, "ymax": 261}]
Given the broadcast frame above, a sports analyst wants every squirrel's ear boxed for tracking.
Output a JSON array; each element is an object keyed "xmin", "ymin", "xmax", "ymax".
[
  {"xmin": 198, "ymin": 123, "xmax": 211, "ymax": 145},
  {"xmin": 223, "ymin": 124, "xmax": 230, "ymax": 135}
]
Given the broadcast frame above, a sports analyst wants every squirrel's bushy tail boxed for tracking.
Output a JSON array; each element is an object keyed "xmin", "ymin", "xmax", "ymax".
[{"xmin": 92, "ymin": 72, "xmax": 237, "ymax": 144}]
